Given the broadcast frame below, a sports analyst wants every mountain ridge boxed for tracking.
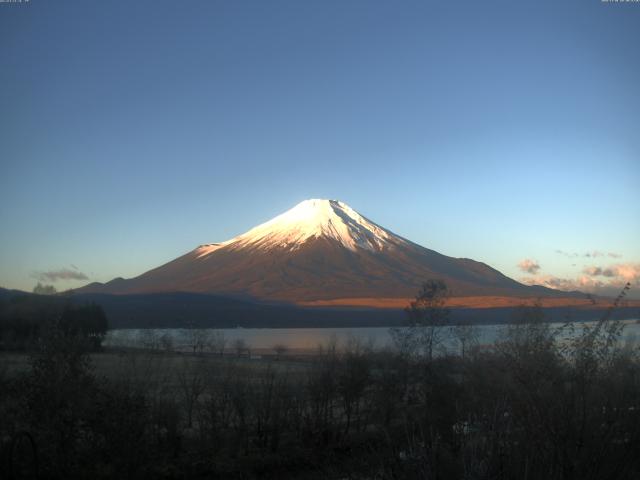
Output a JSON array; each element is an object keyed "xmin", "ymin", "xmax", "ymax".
[{"xmin": 76, "ymin": 199, "xmax": 579, "ymax": 304}]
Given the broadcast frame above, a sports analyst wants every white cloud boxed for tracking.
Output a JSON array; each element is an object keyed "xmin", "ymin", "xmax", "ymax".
[
  {"xmin": 517, "ymin": 258, "xmax": 541, "ymax": 274},
  {"xmin": 555, "ymin": 249, "xmax": 621, "ymax": 259},
  {"xmin": 521, "ymin": 262, "xmax": 639, "ymax": 299},
  {"xmin": 583, "ymin": 263, "xmax": 640, "ymax": 282},
  {"xmin": 31, "ymin": 268, "xmax": 89, "ymax": 283}
]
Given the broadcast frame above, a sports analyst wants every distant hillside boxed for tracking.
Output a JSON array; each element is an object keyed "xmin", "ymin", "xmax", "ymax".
[
  {"xmin": 2, "ymin": 287, "xmax": 636, "ymax": 330},
  {"xmin": 0, "ymin": 287, "xmax": 30, "ymax": 300},
  {"xmin": 71, "ymin": 291, "xmax": 638, "ymax": 329},
  {"xmin": 76, "ymin": 199, "xmax": 582, "ymax": 306}
]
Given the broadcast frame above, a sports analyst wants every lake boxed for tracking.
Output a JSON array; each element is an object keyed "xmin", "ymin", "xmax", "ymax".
[{"xmin": 105, "ymin": 318, "xmax": 640, "ymax": 354}]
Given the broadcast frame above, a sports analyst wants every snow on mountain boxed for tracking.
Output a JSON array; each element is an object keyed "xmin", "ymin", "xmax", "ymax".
[
  {"xmin": 76, "ymin": 198, "xmax": 571, "ymax": 303},
  {"xmin": 221, "ymin": 199, "xmax": 405, "ymax": 252},
  {"xmin": 194, "ymin": 243, "xmax": 224, "ymax": 258}
]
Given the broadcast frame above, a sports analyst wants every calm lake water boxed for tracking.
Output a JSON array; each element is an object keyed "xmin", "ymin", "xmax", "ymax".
[{"xmin": 105, "ymin": 319, "xmax": 640, "ymax": 354}]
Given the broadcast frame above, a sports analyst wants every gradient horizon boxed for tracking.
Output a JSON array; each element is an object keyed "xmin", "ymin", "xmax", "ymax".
[{"xmin": 1, "ymin": 1, "xmax": 639, "ymax": 298}]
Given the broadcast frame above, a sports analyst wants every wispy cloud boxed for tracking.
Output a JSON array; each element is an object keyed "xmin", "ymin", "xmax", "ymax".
[
  {"xmin": 521, "ymin": 262, "xmax": 639, "ymax": 298},
  {"xmin": 32, "ymin": 268, "xmax": 89, "ymax": 283},
  {"xmin": 517, "ymin": 258, "xmax": 541, "ymax": 274},
  {"xmin": 555, "ymin": 249, "xmax": 579, "ymax": 258},
  {"xmin": 555, "ymin": 249, "xmax": 613, "ymax": 259},
  {"xmin": 520, "ymin": 274, "xmax": 592, "ymax": 292},
  {"xmin": 582, "ymin": 266, "xmax": 616, "ymax": 277},
  {"xmin": 583, "ymin": 263, "xmax": 640, "ymax": 281}
]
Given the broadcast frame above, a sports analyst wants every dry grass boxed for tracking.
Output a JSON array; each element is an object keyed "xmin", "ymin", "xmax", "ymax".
[{"xmin": 298, "ymin": 295, "xmax": 640, "ymax": 309}]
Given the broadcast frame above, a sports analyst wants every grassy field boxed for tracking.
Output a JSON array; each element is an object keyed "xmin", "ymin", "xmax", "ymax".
[
  {"xmin": 1, "ymin": 348, "xmax": 312, "ymax": 389},
  {"xmin": 3, "ymin": 308, "xmax": 640, "ymax": 479}
]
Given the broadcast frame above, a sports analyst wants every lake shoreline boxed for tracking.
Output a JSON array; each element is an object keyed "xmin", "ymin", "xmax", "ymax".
[{"xmin": 105, "ymin": 318, "xmax": 640, "ymax": 354}]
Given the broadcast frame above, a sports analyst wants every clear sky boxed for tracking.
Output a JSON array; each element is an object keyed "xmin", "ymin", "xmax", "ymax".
[{"xmin": 1, "ymin": 0, "xmax": 639, "ymax": 298}]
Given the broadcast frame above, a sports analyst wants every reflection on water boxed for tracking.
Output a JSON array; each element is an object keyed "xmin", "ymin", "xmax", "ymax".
[{"xmin": 105, "ymin": 319, "xmax": 640, "ymax": 354}]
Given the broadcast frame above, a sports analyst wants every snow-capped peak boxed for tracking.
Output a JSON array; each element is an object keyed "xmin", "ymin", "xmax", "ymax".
[
  {"xmin": 194, "ymin": 243, "xmax": 224, "ymax": 258},
  {"xmin": 223, "ymin": 199, "xmax": 404, "ymax": 252}
]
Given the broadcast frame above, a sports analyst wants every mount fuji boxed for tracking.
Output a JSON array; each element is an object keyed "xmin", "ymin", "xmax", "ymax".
[{"xmin": 78, "ymin": 199, "xmax": 571, "ymax": 306}]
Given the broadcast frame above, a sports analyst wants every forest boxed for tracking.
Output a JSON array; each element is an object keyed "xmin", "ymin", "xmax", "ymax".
[{"xmin": 1, "ymin": 286, "xmax": 639, "ymax": 479}]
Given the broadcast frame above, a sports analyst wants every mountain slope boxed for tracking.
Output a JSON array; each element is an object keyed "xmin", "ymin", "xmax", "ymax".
[{"xmin": 77, "ymin": 199, "xmax": 569, "ymax": 302}]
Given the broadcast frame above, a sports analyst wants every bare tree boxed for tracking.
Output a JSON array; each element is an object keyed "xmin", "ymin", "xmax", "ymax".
[
  {"xmin": 404, "ymin": 279, "xmax": 451, "ymax": 361},
  {"xmin": 210, "ymin": 330, "xmax": 228, "ymax": 356},
  {"xmin": 159, "ymin": 332, "xmax": 174, "ymax": 353},
  {"xmin": 188, "ymin": 329, "xmax": 212, "ymax": 355},
  {"xmin": 138, "ymin": 329, "xmax": 160, "ymax": 351},
  {"xmin": 273, "ymin": 343, "xmax": 288, "ymax": 360},
  {"xmin": 451, "ymin": 323, "xmax": 479, "ymax": 360},
  {"xmin": 389, "ymin": 325, "xmax": 419, "ymax": 358},
  {"xmin": 176, "ymin": 357, "xmax": 206, "ymax": 428},
  {"xmin": 33, "ymin": 282, "xmax": 57, "ymax": 295},
  {"xmin": 338, "ymin": 337, "xmax": 372, "ymax": 436},
  {"xmin": 233, "ymin": 338, "xmax": 249, "ymax": 358},
  {"xmin": 306, "ymin": 338, "xmax": 340, "ymax": 445}
]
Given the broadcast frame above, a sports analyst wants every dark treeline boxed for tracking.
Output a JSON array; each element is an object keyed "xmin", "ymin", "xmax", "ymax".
[
  {"xmin": 68, "ymin": 291, "xmax": 639, "ymax": 328},
  {"xmin": 1, "ymin": 287, "xmax": 636, "ymax": 330},
  {"xmin": 1, "ymin": 300, "xmax": 639, "ymax": 478},
  {"xmin": 0, "ymin": 293, "xmax": 108, "ymax": 351}
]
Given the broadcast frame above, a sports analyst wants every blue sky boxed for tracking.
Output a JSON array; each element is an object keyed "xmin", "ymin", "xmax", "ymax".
[{"xmin": 1, "ymin": 0, "xmax": 639, "ymax": 297}]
